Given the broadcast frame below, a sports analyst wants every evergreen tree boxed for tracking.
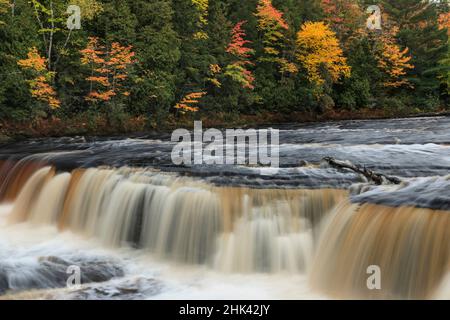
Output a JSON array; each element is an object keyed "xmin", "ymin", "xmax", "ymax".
[
  {"xmin": 127, "ymin": 0, "xmax": 181, "ymax": 122},
  {"xmin": 382, "ymin": 0, "xmax": 448, "ymax": 109}
]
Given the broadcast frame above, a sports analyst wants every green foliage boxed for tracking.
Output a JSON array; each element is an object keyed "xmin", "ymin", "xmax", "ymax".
[
  {"xmin": 0, "ymin": 0, "xmax": 449, "ymax": 130},
  {"xmin": 381, "ymin": 0, "xmax": 448, "ymax": 109}
]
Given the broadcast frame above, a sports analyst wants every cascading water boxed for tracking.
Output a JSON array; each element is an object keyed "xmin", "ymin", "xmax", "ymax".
[
  {"xmin": 1, "ymin": 117, "xmax": 449, "ymax": 299},
  {"xmin": 7, "ymin": 164, "xmax": 342, "ymax": 273}
]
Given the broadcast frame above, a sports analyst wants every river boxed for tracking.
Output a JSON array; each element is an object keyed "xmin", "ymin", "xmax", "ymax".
[{"xmin": 0, "ymin": 116, "xmax": 449, "ymax": 299}]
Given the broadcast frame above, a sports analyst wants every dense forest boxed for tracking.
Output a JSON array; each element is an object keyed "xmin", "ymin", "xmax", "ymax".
[{"xmin": 0, "ymin": 0, "xmax": 449, "ymax": 137}]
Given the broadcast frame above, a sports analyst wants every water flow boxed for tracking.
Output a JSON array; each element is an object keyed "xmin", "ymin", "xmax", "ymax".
[
  {"xmin": 2, "ymin": 160, "xmax": 449, "ymax": 299},
  {"xmin": 311, "ymin": 201, "xmax": 450, "ymax": 299},
  {"xmin": 5, "ymin": 163, "xmax": 342, "ymax": 275}
]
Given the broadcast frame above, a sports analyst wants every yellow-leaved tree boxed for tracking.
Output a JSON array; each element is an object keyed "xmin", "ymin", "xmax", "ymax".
[
  {"xmin": 192, "ymin": 0, "xmax": 209, "ymax": 40},
  {"xmin": 296, "ymin": 22, "xmax": 351, "ymax": 90}
]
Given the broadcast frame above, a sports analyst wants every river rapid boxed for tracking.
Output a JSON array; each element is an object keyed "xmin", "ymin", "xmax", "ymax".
[{"xmin": 0, "ymin": 116, "xmax": 449, "ymax": 300}]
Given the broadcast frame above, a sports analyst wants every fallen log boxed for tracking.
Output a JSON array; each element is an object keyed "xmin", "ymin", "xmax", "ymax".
[{"xmin": 322, "ymin": 157, "xmax": 402, "ymax": 185}]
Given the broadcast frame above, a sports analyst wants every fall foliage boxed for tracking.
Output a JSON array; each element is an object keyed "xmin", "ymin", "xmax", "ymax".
[
  {"xmin": 321, "ymin": 0, "xmax": 364, "ymax": 40},
  {"xmin": 175, "ymin": 91, "xmax": 206, "ymax": 113},
  {"xmin": 439, "ymin": 12, "xmax": 450, "ymax": 35},
  {"xmin": 207, "ymin": 64, "xmax": 222, "ymax": 88},
  {"xmin": 17, "ymin": 47, "xmax": 61, "ymax": 109},
  {"xmin": 226, "ymin": 21, "xmax": 253, "ymax": 59},
  {"xmin": 80, "ymin": 37, "xmax": 136, "ymax": 103},
  {"xmin": 377, "ymin": 40, "xmax": 414, "ymax": 88},
  {"xmin": 0, "ymin": 0, "xmax": 448, "ymax": 131},
  {"xmin": 69, "ymin": 0, "xmax": 103, "ymax": 20},
  {"xmin": 296, "ymin": 22, "xmax": 351, "ymax": 87},
  {"xmin": 255, "ymin": 0, "xmax": 296, "ymax": 74},
  {"xmin": 192, "ymin": 0, "xmax": 209, "ymax": 40},
  {"xmin": 225, "ymin": 21, "xmax": 255, "ymax": 90}
]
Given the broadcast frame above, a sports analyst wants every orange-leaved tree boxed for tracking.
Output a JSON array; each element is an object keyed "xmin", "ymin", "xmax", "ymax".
[
  {"xmin": 255, "ymin": 0, "xmax": 297, "ymax": 75},
  {"xmin": 296, "ymin": 22, "xmax": 351, "ymax": 89},
  {"xmin": 175, "ymin": 91, "xmax": 207, "ymax": 113},
  {"xmin": 439, "ymin": 12, "xmax": 450, "ymax": 35},
  {"xmin": 377, "ymin": 37, "xmax": 414, "ymax": 88},
  {"xmin": 224, "ymin": 21, "xmax": 255, "ymax": 90},
  {"xmin": 80, "ymin": 37, "xmax": 136, "ymax": 103},
  {"xmin": 17, "ymin": 47, "xmax": 61, "ymax": 109}
]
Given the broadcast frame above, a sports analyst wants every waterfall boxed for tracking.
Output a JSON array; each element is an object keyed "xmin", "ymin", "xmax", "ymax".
[
  {"xmin": 311, "ymin": 201, "xmax": 450, "ymax": 299},
  {"xmin": 1, "ymin": 162, "xmax": 343, "ymax": 274},
  {"xmin": 1, "ymin": 160, "xmax": 449, "ymax": 299}
]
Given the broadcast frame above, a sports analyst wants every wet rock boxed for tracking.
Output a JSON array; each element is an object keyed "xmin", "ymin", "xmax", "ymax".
[
  {"xmin": 66, "ymin": 277, "xmax": 162, "ymax": 300},
  {"xmin": 0, "ymin": 255, "xmax": 124, "ymax": 295}
]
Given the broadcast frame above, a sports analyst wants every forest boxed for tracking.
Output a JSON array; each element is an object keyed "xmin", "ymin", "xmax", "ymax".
[{"xmin": 0, "ymin": 0, "xmax": 449, "ymax": 137}]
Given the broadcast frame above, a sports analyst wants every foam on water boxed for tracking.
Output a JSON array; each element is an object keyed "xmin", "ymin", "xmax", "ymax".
[{"xmin": 0, "ymin": 223, "xmax": 324, "ymax": 300}]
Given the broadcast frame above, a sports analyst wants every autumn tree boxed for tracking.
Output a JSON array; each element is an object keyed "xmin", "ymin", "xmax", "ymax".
[
  {"xmin": 17, "ymin": 47, "xmax": 60, "ymax": 109},
  {"xmin": 192, "ymin": 0, "xmax": 209, "ymax": 40},
  {"xmin": 175, "ymin": 91, "xmax": 206, "ymax": 113},
  {"xmin": 320, "ymin": 0, "xmax": 365, "ymax": 44},
  {"xmin": 377, "ymin": 34, "xmax": 414, "ymax": 88},
  {"xmin": 80, "ymin": 37, "xmax": 136, "ymax": 104},
  {"xmin": 69, "ymin": 0, "xmax": 103, "ymax": 20},
  {"xmin": 255, "ymin": 0, "xmax": 297, "ymax": 75},
  {"xmin": 296, "ymin": 21, "xmax": 351, "ymax": 90},
  {"xmin": 224, "ymin": 21, "xmax": 255, "ymax": 90},
  {"xmin": 382, "ymin": 0, "xmax": 448, "ymax": 108}
]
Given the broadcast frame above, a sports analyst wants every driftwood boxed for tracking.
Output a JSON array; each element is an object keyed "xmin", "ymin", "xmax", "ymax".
[{"xmin": 323, "ymin": 157, "xmax": 402, "ymax": 185}]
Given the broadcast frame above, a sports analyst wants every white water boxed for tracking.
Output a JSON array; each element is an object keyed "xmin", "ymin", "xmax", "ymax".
[
  {"xmin": 1, "ymin": 117, "xmax": 450, "ymax": 300},
  {"xmin": 1, "ymin": 165, "xmax": 450, "ymax": 299},
  {"xmin": 0, "ymin": 206, "xmax": 323, "ymax": 300}
]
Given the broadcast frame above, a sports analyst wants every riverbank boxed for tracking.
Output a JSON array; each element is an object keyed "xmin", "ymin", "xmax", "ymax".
[{"xmin": 1, "ymin": 108, "xmax": 449, "ymax": 142}]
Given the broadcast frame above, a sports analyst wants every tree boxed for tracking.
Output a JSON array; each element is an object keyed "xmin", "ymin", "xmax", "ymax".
[
  {"xmin": 127, "ymin": 0, "xmax": 181, "ymax": 121},
  {"xmin": 382, "ymin": 0, "xmax": 448, "ymax": 108},
  {"xmin": 255, "ymin": 0, "xmax": 297, "ymax": 74},
  {"xmin": 296, "ymin": 22, "xmax": 351, "ymax": 88},
  {"xmin": 377, "ymin": 34, "xmax": 414, "ymax": 88},
  {"xmin": 438, "ymin": 10, "xmax": 450, "ymax": 98},
  {"xmin": 80, "ymin": 37, "xmax": 136, "ymax": 103},
  {"xmin": 192, "ymin": 0, "xmax": 209, "ymax": 40},
  {"xmin": 0, "ymin": 0, "xmax": 9, "ymax": 25},
  {"xmin": 224, "ymin": 21, "xmax": 255, "ymax": 90},
  {"xmin": 69, "ymin": 0, "xmax": 103, "ymax": 20},
  {"xmin": 17, "ymin": 47, "xmax": 60, "ymax": 109},
  {"xmin": 320, "ymin": 0, "xmax": 364, "ymax": 44}
]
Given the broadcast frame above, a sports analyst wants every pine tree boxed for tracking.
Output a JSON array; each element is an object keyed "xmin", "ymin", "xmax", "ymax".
[
  {"xmin": 382, "ymin": 0, "xmax": 448, "ymax": 108},
  {"xmin": 127, "ymin": 0, "xmax": 181, "ymax": 121}
]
